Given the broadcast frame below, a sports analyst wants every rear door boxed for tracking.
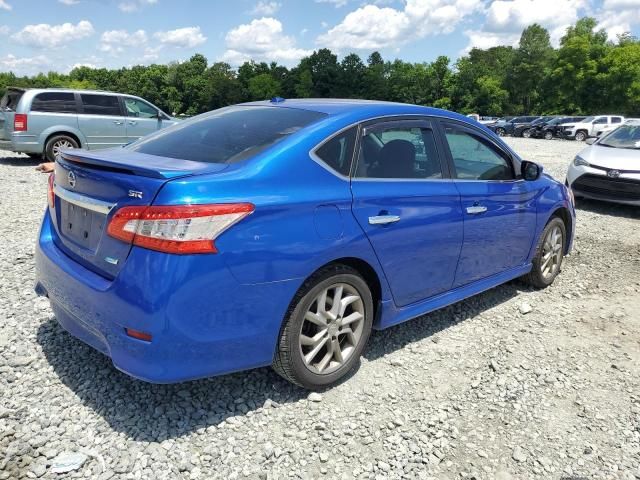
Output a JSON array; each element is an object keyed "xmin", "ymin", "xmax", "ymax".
[
  {"xmin": 78, "ymin": 93, "xmax": 127, "ymax": 149},
  {"xmin": 439, "ymin": 121, "xmax": 539, "ymax": 287},
  {"xmin": 350, "ymin": 118, "xmax": 464, "ymax": 307},
  {"xmin": 123, "ymin": 96, "xmax": 164, "ymax": 142}
]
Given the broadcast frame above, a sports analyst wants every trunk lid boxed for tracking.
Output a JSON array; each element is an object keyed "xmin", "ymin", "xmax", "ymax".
[{"xmin": 51, "ymin": 148, "xmax": 229, "ymax": 278}]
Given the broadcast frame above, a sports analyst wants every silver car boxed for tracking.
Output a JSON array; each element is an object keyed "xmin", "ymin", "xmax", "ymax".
[
  {"xmin": 0, "ymin": 87, "xmax": 177, "ymax": 161},
  {"xmin": 566, "ymin": 120, "xmax": 640, "ymax": 206}
]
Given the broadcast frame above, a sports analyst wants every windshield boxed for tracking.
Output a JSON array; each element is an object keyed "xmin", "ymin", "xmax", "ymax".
[
  {"xmin": 128, "ymin": 106, "xmax": 327, "ymax": 163},
  {"xmin": 598, "ymin": 124, "xmax": 640, "ymax": 149}
]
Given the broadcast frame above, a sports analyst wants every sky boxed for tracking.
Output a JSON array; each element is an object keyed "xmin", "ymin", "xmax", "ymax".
[{"xmin": 0, "ymin": 0, "xmax": 639, "ymax": 76}]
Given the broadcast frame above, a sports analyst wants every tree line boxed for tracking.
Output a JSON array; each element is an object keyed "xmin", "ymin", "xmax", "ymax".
[{"xmin": 1, "ymin": 17, "xmax": 639, "ymax": 117}]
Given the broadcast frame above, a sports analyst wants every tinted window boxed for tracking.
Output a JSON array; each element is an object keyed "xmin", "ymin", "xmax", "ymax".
[
  {"xmin": 31, "ymin": 92, "xmax": 77, "ymax": 114},
  {"xmin": 81, "ymin": 94, "xmax": 122, "ymax": 116},
  {"xmin": 129, "ymin": 106, "xmax": 326, "ymax": 163},
  {"xmin": 124, "ymin": 97, "xmax": 158, "ymax": 118},
  {"xmin": 611, "ymin": 117, "xmax": 622, "ymax": 124},
  {"xmin": 315, "ymin": 127, "xmax": 356, "ymax": 176},
  {"xmin": 444, "ymin": 126, "xmax": 514, "ymax": 181},
  {"xmin": 355, "ymin": 125, "xmax": 442, "ymax": 179},
  {"xmin": 593, "ymin": 117, "xmax": 607, "ymax": 124}
]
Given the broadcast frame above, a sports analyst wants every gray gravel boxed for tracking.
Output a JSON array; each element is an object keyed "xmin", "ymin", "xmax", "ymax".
[{"xmin": 1, "ymin": 138, "xmax": 639, "ymax": 480}]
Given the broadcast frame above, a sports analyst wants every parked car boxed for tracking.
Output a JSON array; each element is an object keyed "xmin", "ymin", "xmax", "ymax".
[
  {"xmin": 0, "ymin": 87, "xmax": 177, "ymax": 161},
  {"xmin": 513, "ymin": 116, "xmax": 557, "ymax": 138},
  {"xmin": 466, "ymin": 114, "xmax": 500, "ymax": 125},
  {"xmin": 35, "ymin": 99, "xmax": 575, "ymax": 389},
  {"xmin": 561, "ymin": 115, "xmax": 625, "ymax": 141},
  {"xmin": 488, "ymin": 116, "xmax": 539, "ymax": 136},
  {"xmin": 532, "ymin": 116, "xmax": 586, "ymax": 140},
  {"xmin": 567, "ymin": 120, "xmax": 640, "ymax": 205}
]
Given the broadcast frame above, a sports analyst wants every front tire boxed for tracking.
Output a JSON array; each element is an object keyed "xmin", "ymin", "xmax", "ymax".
[
  {"xmin": 544, "ymin": 131, "xmax": 554, "ymax": 140},
  {"xmin": 496, "ymin": 127, "xmax": 506, "ymax": 137},
  {"xmin": 45, "ymin": 135, "xmax": 79, "ymax": 162},
  {"xmin": 523, "ymin": 217, "xmax": 566, "ymax": 289},
  {"xmin": 273, "ymin": 265, "xmax": 373, "ymax": 390},
  {"xmin": 522, "ymin": 129, "xmax": 532, "ymax": 138},
  {"xmin": 574, "ymin": 131, "xmax": 587, "ymax": 142}
]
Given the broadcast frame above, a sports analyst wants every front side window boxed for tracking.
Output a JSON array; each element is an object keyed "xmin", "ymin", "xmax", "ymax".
[
  {"xmin": 444, "ymin": 126, "xmax": 514, "ymax": 181},
  {"xmin": 354, "ymin": 125, "xmax": 443, "ymax": 179},
  {"xmin": 315, "ymin": 127, "xmax": 357, "ymax": 176},
  {"xmin": 124, "ymin": 98, "xmax": 158, "ymax": 118},
  {"xmin": 593, "ymin": 117, "xmax": 607, "ymax": 124},
  {"xmin": 128, "ymin": 106, "xmax": 326, "ymax": 164},
  {"xmin": 31, "ymin": 92, "xmax": 77, "ymax": 114},
  {"xmin": 81, "ymin": 94, "xmax": 122, "ymax": 116}
]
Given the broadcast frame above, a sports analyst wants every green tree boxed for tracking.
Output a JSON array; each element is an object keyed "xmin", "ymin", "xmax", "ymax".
[{"xmin": 247, "ymin": 73, "xmax": 281, "ymax": 100}]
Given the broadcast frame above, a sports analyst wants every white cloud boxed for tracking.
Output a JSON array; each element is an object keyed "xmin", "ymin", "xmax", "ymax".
[
  {"xmin": 316, "ymin": 0, "xmax": 349, "ymax": 7},
  {"xmin": 0, "ymin": 25, "xmax": 9, "ymax": 35},
  {"xmin": 221, "ymin": 17, "xmax": 312, "ymax": 65},
  {"xmin": 14, "ymin": 20, "xmax": 95, "ymax": 49},
  {"xmin": 599, "ymin": 0, "xmax": 640, "ymax": 40},
  {"xmin": 58, "ymin": 0, "xmax": 80, "ymax": 5},
  {"xmin": 153, "ymin": 26, "xmax": 207, "ymax": 48},
  {"xmin": 250, "ymin": 1, "xmax": 281, "ymax": 15},
  {"xmin": 317, "ymin": 0, "xmax": 483, "ymax": 50},
  {"xmin": 118, "ymin": 0, "xmax": 157, "ymax": 13},
  {"xmin": 0, "ymin": 0, "xmax": 11, "ymax": 10},
  {"xmin": 0, "ymin": 54, "xmax": 52, "ymax": 75},
  {"xmin": 99, "ymin": 29, "xmax": 148, "ymax": 54}
]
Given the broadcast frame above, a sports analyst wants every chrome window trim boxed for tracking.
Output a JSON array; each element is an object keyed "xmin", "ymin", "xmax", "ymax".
[{"xmin": 54, "ymin": 185, "xmax": 114, "ymax": 215}]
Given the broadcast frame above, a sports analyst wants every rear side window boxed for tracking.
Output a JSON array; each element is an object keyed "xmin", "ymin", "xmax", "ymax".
[
  {"xmin": 315, "ymin": 127, "xmax": 357, "ymax": 176},
  {"xmin": 128, "ymin": 106, "xmax": 326, "ymax": 163},
  {"xmin": 1, "ymin": 90, "xmax": 25, "ymax": 111},
  {"xmin": 31, "ymin": 92, "xmax": 77, "ymax": 114},
  {"xmin": 81, "ymin": 94, "xmax": 122, "ymax": 116},
  {"xmin": 612, "ymin": 117, "xmax": 622, "ymax": 124},
  {"xmin": 354, "ymin": 125, "xmax": 443, "ymax": 179}
]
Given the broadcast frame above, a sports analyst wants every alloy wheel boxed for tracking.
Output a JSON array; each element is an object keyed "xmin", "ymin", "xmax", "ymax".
[
  {"xmin": 522, "ymin": 129, "xmax": 531, "ymax": 138},
  {"xmin": 540, "ymin": 225, "xmax": 563, "ymax": 279},
  {"xmin": 52, "ymin": 139, "xmax": 75, "ymax": 159},
  {"xmin": 299, "ymin": 283, "xmax": 365, "ymax": 375},
  {"xmin": 544, "ymin": 131, "xmax": 553, "ymax": 140},
  {"xmin": 496, "ymin": 128, "xmax": 506, "ymax": 136}
]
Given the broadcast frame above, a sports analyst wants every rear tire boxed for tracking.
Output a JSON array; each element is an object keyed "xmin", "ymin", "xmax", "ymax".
[
  {"xmin": 45, "ymin": 135, "xmax": 79, "ymax": 162},
  {"xmin": 523, "ymin": 217, "xmax": 566, "ymax": 289},
  {"xmin": 273, "ymin": 264, "xmax": 373, "ymax": 390}
]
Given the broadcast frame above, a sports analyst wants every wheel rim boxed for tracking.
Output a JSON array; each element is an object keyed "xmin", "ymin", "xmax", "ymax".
[
  {"xmin": 545, "ymin": 132, "xmax": 553, "ymax": 140},
  {"xmin": 497, "ymin": 128, "xmax": 505, "ymax": 136},
  {"xmin": 523, "ymin": 129, "xmax": 531, "ymax": 138},
  {"xmin": 52, "ymin": 139, "xmax": 74, "ymax": 159},
  {"xmin": 540, "ymin": 226, "xmax": 563, "ymax": 279},
  {"xmin": 576, "ymin": 133, "xmax": 585, "ymax": 141},
  {"xmin": 299, "ymin": 283, "xmax": 365, "ymax": 375}
]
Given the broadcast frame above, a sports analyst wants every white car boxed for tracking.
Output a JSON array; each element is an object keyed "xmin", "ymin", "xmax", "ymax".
[
  {"xmin": 561, "ymin": 115, "xmax": 625, "ymax": 141},
  {"xmin": 567, "ymin": 120, "xmax": 640, "ymax": 206}
]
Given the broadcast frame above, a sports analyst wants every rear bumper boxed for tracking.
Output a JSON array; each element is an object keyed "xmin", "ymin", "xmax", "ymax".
[
  {"xmin": 35, "ymin": 209, "xmax": 300, "ymax": 383},
  {"xmin": 0, "ymin": 139, "xmax": 13, "ymax": 151},
  {"xmin": 5, "ymin": 134, "xmax": 42, "ymax": 154}
]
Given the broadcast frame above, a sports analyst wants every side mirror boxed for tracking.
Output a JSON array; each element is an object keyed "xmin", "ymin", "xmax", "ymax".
[
  {"xmin": 585, "ymin": 137, "xmax": 596, "ymax": 145},
  {"xmin": 521, "ymin": 161, "xmax": 542, "ymax": 181}
]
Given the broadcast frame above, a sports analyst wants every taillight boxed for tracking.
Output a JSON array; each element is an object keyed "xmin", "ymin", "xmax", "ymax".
[
  {"xmin": 47, "ymin": 173, "xmax": 55, "ymax": 209},
  {"xmin": 107, "ymin": 203, "xmax": 255, "ymax": 254},
  {"xmin": 14, "ymin": 114, "xmax": 27, "ymax": 132}
]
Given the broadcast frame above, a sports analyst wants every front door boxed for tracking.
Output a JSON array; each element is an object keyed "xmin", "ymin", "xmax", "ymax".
[
  {"xmin": 439, "ymin": 122, "xmax": 539, "ymax": 287},
  {"xmin": 123, "ymin": 97, "xmax": 163, "ymax": 142},
  {"xmin": 350, "ymin": 119, "xmax": 464, "ymax": 307}
]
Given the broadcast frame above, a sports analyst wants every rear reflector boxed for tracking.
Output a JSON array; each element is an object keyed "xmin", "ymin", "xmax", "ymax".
[
  {"xmin": 47, "ymin": 173, "xmax": 55, "ymax": 209},
  {"xmin": 14, "ymin": 114, "xmax": 27, "ymax": 132},
  {"xmin": 107, "ymin": 203, "xmax": 255, "ymax": 254},
  {"xmin": 125, "ymin": 328, "xmax": 152, "ymax": 342}
]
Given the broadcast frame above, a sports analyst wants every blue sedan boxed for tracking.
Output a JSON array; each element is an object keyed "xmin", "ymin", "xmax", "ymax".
[{"xmin": 35, "ymin": 99, "xmax": 575, "ymax": 389}]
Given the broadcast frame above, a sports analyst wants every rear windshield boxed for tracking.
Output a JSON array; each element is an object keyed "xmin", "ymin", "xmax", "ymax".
[
  {"xmin": 128, "ymin": 106, "xmax": 327, "ymax": 163},
  {"xmin": 0, "ymin": 89, "xmax": 25, "ymax": 111}
]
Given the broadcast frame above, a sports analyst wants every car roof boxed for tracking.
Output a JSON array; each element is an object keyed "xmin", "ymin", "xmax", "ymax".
[{"xmin": 240, "ymin": 98, "xmax": 471, "ymax": 123}]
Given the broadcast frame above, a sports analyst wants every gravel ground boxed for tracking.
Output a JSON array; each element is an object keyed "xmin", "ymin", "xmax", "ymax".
[{"xmin": 1, "ymin": 138, "xmax": 639, "ymax": 480}]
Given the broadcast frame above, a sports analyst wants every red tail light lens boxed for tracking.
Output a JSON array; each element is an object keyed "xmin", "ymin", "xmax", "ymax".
[
  {"xmin": 47, "ymin": 173, "xmax": 55, "ymax": 209},
  {"xmin": 14, "ymin": 114, "xmax": 27, "ymax": 132},
  {"xmin": 125, "ymin": 328, "xmax": 152, "ymax": 342},
  {"xmin": 107, "ymin": 203, "xmax": 255, "ymax": 254}
]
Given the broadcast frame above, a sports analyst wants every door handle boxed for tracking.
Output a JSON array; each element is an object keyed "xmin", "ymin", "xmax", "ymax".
[
  {"xmin": 128, "ymin": 121, "xmax": 137, "ymax": 125},
  {"xmin": 113, "ymin": 121, "xmax": 123, "ymax": 125},
  {"xmin": 368, "ymin": 215, "xmax": 400, "ymax": 225},
  {"xmin": 466, "ymin": 205, "xmax": 487, "ymax": 215}
]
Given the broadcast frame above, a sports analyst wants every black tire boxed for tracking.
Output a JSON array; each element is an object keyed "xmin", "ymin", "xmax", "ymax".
[
  {"xmin": 523, "ymin": 217, "xmax": 566, "ymax": 289},
  {"xmin": 522, "ymin": 129, "xmax": 532, "ymax": 138},
  {"xmin": 273, "ymin": 264, "xmax": 374, "ymax": 390},
  {"xmin": 496, "ymin": 127, "xmax": 506, "ymax": 137},
  {"xmin": 574, "ymin": 130, "xmax": 587, "ymax": 142},
  {"xmin": 45, "ymin": 134, "xmax": 79, "ymax": 162},
  {"xmin": 544, "ymin": 131, "xmax": 554, "ymax": 140}
]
